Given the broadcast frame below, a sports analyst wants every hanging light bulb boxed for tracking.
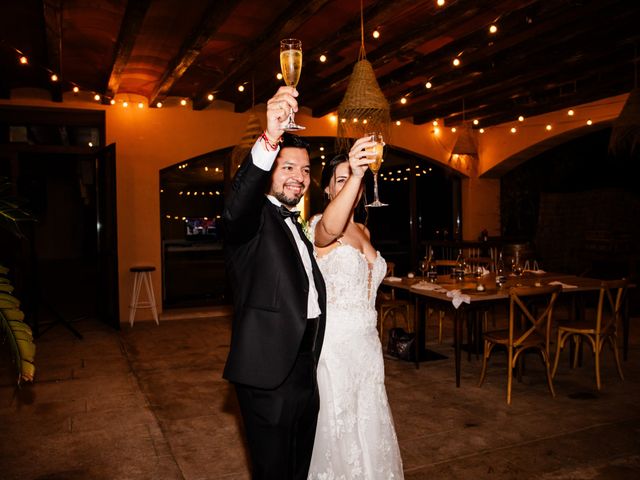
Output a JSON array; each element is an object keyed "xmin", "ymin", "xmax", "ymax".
[{"xmin": 19, "ymin": 56, "xmax": 28, "ymax": 65}]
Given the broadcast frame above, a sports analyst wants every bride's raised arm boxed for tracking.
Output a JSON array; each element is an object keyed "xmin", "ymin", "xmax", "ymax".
[{"xmin": 314, "ymin": 136, "xmax": 376, "ymax": 247}]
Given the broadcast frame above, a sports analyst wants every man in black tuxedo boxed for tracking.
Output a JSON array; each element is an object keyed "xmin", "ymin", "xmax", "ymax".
[{"xmin": 223, "ymin": 86, "xmax": 326, "ymax": 480}]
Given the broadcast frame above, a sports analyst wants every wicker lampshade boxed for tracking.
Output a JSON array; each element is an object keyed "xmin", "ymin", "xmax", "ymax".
[
  {"xmin": 451, "ymin": 124, "xmax": 478, "ymax": 155},
  {"xmin": 337, "ymin": 59, "xmax": 390, "ymax": 152},
  {"xmin": 231, "ymin": 113, "xmax": 262, "ymax": 171},
  {"xmin": 609, "ymin": 87, "xmax": 640, "ymax": 157}
]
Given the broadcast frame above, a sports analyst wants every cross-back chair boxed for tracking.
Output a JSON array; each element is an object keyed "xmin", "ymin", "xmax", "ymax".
[
  {"xmin": 551, "ymin": 279, "xmax": 627, "ymax": 390},
  {"xmin": 479, "ymin": 284, "xmax": 561, "ymax": 404}
]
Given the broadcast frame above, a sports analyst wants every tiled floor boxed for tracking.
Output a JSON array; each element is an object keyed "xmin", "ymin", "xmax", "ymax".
[{"xmin": 1, "ymin": 312, "xmax": 639, "ymax": 479}]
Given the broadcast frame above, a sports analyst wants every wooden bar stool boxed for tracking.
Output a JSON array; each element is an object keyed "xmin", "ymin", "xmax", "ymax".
[{"xmin": 128, "ymin": 266, "xmax": 159, "ymax": 326}]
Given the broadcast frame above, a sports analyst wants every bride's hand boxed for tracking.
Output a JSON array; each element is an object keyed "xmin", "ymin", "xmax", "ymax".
[{"xmin": 348, "ymin": 136, "xmax": 376, "ymax": 179}]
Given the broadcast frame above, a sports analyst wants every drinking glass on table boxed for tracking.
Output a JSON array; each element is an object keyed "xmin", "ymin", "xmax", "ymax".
[
  {"xmin": 419, "ymin": 257, "xmax": 428, "ymax": 280},
  {"xmin": 280, "ymin": 38, "xmax": 304, "ymax": 130},
  {"xmin": 364, "ymin": 132, "xmax": 387, "ymax": 207}
]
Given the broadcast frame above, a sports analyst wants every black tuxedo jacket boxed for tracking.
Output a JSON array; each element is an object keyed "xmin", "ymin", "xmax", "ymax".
[{"xmin": 222, "ymin": 153, "xmax": 326, "ymax": 389}]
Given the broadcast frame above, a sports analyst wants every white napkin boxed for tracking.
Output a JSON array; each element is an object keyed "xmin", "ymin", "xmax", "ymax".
[
  {"xmin": 481, "ymin": 267, "xmax": 491, "ymax": 276},
  {"xmin": 548, "ymin": 280, "xmax": 578, "ymax": 289},
  {"xmin": 385, "ymin": 276, "xmax": 402, "ymax": 282},
  {"xmin": 524, "ymin": 269, "xmax": 546, "ymax": 274},
  {"xmin": 446, "ymin": 289, "xmax": 471, "ymax": 309}
]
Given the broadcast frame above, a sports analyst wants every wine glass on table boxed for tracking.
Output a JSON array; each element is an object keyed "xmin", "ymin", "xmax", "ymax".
[
  {"xmin": 364, "ymin": 132, "xmax": 387, "ymax": 207},
  {"xmin": 280, "ymin": 38, "xmax": 304, "ymax": 130},
  {"xmin": 419, "ymin": 257, "xmax": 428, "ymax": 280}
]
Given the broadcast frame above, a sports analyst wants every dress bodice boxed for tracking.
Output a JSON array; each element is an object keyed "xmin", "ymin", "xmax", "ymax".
[{"xmin": 310, "ymin": 216, "xmax": 386, "ymax": 318}]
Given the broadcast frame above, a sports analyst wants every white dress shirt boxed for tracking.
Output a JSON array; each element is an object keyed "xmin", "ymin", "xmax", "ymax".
[{"xmin": 251, "ymin": 139, "xmax": 322, "ymax": 319}]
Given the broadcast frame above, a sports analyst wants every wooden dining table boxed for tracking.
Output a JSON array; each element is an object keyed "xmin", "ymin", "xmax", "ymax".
[{"xmin": 382, "ymin": 271, "xmax": 617, "ymax": 387}]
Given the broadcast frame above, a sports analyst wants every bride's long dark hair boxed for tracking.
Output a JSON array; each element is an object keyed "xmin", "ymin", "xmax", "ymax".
[{"xmin": 320, "ymin": 154, "xmax": 368, "ymax": 225}]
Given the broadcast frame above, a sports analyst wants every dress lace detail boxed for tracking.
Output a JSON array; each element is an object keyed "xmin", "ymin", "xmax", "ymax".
[{"xmin": 308, "ymin": 216, "xmax": 404, "ymax": 480}]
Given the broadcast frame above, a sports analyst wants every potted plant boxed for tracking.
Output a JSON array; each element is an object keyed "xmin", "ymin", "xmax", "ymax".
[{"xmin": 0, "ymin": 176, "xmax": 36, "ymax": 384}]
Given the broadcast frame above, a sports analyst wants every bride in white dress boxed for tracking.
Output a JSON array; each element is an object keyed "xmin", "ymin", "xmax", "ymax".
[{"xmin": 307, "ymin": 136, "xmax": 404, "ymax": 479}]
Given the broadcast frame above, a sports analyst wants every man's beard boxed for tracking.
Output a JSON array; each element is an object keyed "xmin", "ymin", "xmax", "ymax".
[{"xmin": 274, "ymin": 190, "xmax": 302, "ymax": 207}]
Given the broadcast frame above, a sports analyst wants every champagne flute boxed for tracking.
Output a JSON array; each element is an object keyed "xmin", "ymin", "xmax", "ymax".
[
  {"xmin": 364, "ymin": 132, "xmax": 388, "ymax": 207},
  {"xmin": 280, "ymin": 38, "xmax": 304, "ymax": 130}
]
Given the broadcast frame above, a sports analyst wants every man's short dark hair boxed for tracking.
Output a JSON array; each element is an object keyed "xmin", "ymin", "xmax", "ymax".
[{"xmin": 280, "ymin": 133, "xmax": 310, "ymax": 154}]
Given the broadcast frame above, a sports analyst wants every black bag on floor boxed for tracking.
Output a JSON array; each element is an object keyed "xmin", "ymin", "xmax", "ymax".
[{"xmin": 387, "ymin": 327, "xmax": 416, "ymax": 361}]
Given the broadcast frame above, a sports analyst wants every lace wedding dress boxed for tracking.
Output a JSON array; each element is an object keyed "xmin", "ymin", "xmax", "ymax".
[{"xmin": 308, "ymin": 217, "xmax": 404, "ymax": 479}]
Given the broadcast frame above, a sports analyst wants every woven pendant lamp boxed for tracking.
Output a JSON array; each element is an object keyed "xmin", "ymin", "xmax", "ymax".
[
  {"xmin": 336, "ymin": 0, "xmax": 389, "ymax": 152},
  {"xmin": 609, "ymin": 87, "xmax": 640, "ymax": 158}
]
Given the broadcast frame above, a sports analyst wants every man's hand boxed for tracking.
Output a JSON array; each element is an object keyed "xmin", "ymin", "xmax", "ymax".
[{"xmin": 265, "ymin": 87, "xmax": 298, "ymax": 142}]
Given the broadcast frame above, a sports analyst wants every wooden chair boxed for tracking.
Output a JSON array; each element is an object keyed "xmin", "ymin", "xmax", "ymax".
[
  {"xmin": 378, "ymin": 262, "xmax": 412, "ymax": 341},
  {"xmin": 427, "ymin": 259, "xmax": 457, "ymax": 343},
  {"xmin": 479, "ymin": 284, "xmax": 561, "ymax": 405},
  {"xmin": 551, "ymin": 279, "xmax": 627, "ymax": 390}
]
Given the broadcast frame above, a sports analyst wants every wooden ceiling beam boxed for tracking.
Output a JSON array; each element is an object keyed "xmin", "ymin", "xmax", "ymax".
[
  {"xmin": 105, "ymin": 0, "xmax": 151, "ymax": 98},
  {"xmin": 192, "ymin": 0, "xmax": 333, "ymax": 110},
  {"xmin": 413, "ymin": 53, "xmax": 634, "ymax": 127},
  {"xmin": 308, "ymin": 0, "xmax": 627, "ymax": 119},
  {"xmin": 149, "ymin": 0, "xmax": 237, "ymax": 107},
  {"xmin": 233, "ymin": 0, "xmax": 431, "ymax": 112},
  {"xmin": 42, "ymin": 0, "xmax": 63, "ymax": 102}
]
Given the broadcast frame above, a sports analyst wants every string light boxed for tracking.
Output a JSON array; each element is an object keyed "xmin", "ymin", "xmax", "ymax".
[
  {"xmin": 425, "ymin": 81, "xmax": 432, "ymax": 89},
  {"xmin": 510, "ymin": 127, "xmax": 517, "ymax": 133},
  {"xmin": 452, "ymin": 58, "xmax": 460, "ymax": 67},
  {"xmin": 586, "ymin": 119, "xmax": 592, "ymax": 125},
  {"xmin": 518, "ymin": 115, "xmax": 524, "ymax": 122},
  {"xmin": 238, "ymin": 85, "xmax": 245, "ymax": 92},
  {"xmin": 180, "ymin": 99, "xmax": 187, "ymax": 106},
  {"xmin": 473, "ymin": 119, "xmax": 479, "ymax": 125},
  {"xmin": 122, "ymin": 101, "xmax": 128, "ymax": 108},
  {"xmin": 396, "ymin": 120, "xmax": 401, "ymax": 126},
  {"xmin": 207, "ymin": 93, "xmax": 214, "ymax": 101},
  {"xmin": 432, "ymin": 120, "xmax": 439, "ymax": 126},
  {"xmin": 437, "ymin": 0, "xmax": 445, "ymax": 6},
  {"xmin": 319, "ymin": 54, "xmax": 327, "ymax": 62},
  {"xmin": 489, "ymin": 24, "xmax": 498, "ymax": 34},
  {"xmin": 50, "ymin": 74, "xmax": 58, "ymax": 82},
  {"xmin": 94, "ymin": 94, "xmax": 101, "ymax": 101},
  {"xmin": 72, "ymin": 86, "xmax": 79, "ymax": 94},
  {"xmin": 546, "ymin": 124, "xmax": 552, "ymax": 131},
  {"xmin": 372, "ymin": 30, "xmax": 380, "ymax": 39},
  {"xmin": 156, "ymin": 102, "xmax": 162, "ymax": 108},
  {"xmin": 19, "ymin": 56, "xmax": 28, "ymax": 65},
  {"xmin": 110, "ymin": 99, "xmax": 116, "ymax": 105},
  {"xmin": 568, "ymin": 109, "xmax": 575, "ymax": 116},
  {"xmin": 479, "ymin": 128, "xmax": 485, "ymax": 133},
  {"xmin": 400, "ymin": 97, "xmax": 407, "ymax": 104},
  {"xmin": 451, "ymin": 127, "xmax": 457, "ymax": 133},
  {"xmin": 276, "ymin": 73, "xmax": 283, "ymax": 80}
]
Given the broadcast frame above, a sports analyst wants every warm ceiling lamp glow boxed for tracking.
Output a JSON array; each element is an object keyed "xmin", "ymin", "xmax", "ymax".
[
  {"xmin": 479, "ymin": 128, "xmax": 485, "ymax": 133},
  {"xmin": 320, "ymin": 155, "xmax": 325, "ymax": 159},
  {"xmin": 320, "ymin": 146, "xmax": 324, "ymax": 151},
  {"xmin": 473, "ymin": 119, "xmax": 479, "ymax": 125},
  {"xmin": 110, "ymin": 99, "xmax": 116, "ymax": 105},
  {"xmin": 425, "ymin": 81, "xmax": 432, "ymax": 89},
  {"xmin": 400, "ymin": 97, "xmax": 407, "ymax": 104},
  {"xmin": 180, "ymin": 99, "xmax": 187, "ymax": 106},
  {"xmin": 452, "ymin": 58, "xmax": 460, "ymax": 67},
  {"xmin": 518, "ymin": 115, "xmax": 524, "ymax": 122},
  {"xmin": 238, "ymin": 85, "xmax": 245, "ymax": 92},
  {"xmin": 94, "ymin": 94, "xmax": 101, "ymax": 101},
  {"xmin": 50, "ymin": 73, "xmax": 58, "ymax": 82},
  {"xmin": 19, "ymin": 56, "xmax": 28, "ymax": 65},
  {"xmin": 510, "ymin": 127, "xmax": 517, "ymax": 133},
  {"xmin": 489, "ymin": 24, "xmax": 498, "ymax": 34},
  {"xmin": 372, "ymin": 30, "xmax": 380, "ymax": 39},
  {"xmin": 156, "ymin": 102, "xmax": 162, "ymax": 108},
  {"xmin": 207, "ymin": 93, "xmax": 214, "ymax": 101},
  {"xmin": 587, "ymin": 119, "xmax": 593, "ymax": 125},
  {"xmin": 568, "ymin": 109, "xmax": 575, "ymax": 116},
  {"xmin": 451, "ymin": 127, "xmax": 457, "ymax": 133},
  {"xmin": 319, "ymin": 54, "xmax": 327, "ymax": 62},
  {"xmin": 352, "ymin": 118, "xmax": 358, "ymax": 122},
  {"xmin": 123, "ymin": 101, "xmax": 128, "ymax": 108},
  {"xmin": 546, "ymin": 124, "xmax": 552, "ymax": 131},
  {"xmin": 138, "ymin": 102, "xmax": 144, "ymax": 109},
  {"xmin": 396, "ymin": 120, "xmax": 401, "ymax": 126},
  {"xmin": 72, "ymin": 86, "xmax": 79, "ymax": 93},
  {"xmin": 276, "ymin": 72, "xmax": 283, "ymax": 80}
]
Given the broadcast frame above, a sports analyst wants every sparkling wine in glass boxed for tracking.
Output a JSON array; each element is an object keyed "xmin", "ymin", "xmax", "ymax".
[
  {"xmin": 365, "ymin": 132, "xmax": 388, "ymax": 207},
  {"xmin": 280, "ymin": 38, "xmax": 304, "ymax": 131}
]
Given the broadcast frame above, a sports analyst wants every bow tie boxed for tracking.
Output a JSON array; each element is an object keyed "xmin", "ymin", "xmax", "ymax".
[{"xmin": 278, "ymin": 205, "xmax": 300, "ymax": 221}]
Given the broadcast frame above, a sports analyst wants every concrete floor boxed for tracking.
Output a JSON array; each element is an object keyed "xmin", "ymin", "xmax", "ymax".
[{"xmin": 1, "ymin": 311, "xmax": 639, "ymax": 480}]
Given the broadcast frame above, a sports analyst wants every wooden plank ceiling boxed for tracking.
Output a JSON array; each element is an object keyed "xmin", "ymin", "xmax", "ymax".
[{"xmin": 1, "ymin": 0, "xmax": 639, "ymax": 128}]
